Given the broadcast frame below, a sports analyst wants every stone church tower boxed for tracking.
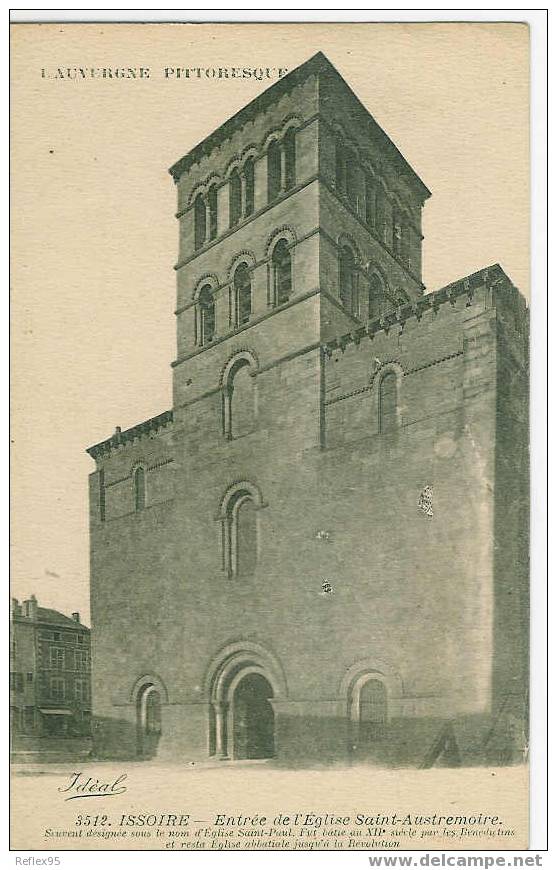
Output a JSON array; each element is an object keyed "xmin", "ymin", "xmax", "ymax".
[{"xmin": 87, "ymin": 53, "xmax": 529, "ymax": 766}]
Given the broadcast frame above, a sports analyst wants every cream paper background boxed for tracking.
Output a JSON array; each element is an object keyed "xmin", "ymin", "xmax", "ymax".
[{"xmin": 10, "ymin": 22, "xmax": 530, "ymax": 851}]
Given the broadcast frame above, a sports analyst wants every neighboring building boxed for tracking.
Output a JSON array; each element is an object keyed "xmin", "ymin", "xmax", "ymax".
[
  {"xmin": 87, "ymin": 53, "xmax": 529, "ymax": 766},
  {"xmin": 10, "ymin": 596, "xmax": 92, "ymax": 759}
]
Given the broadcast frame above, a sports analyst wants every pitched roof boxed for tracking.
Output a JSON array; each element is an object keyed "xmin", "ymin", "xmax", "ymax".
[
  {"xmin": 168, "ymin": 52, "xmax": 430, "ymax": 199},
  {"xmin": 37, "ymin": 607, "xmax": 89, "ymax": 631}
]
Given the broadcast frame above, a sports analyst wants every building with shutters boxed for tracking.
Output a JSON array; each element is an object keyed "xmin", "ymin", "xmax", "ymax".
[
  {"xmin": 10, "ymin": 596, "xmax": 92, "ymax": 760},
  {"xmin": 87, "ymin": 53, "xmax": 529, "ymax": 767}
]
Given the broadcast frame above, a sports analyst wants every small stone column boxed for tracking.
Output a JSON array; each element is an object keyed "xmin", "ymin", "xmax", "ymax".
[
  {"xmin": 205, "ymin": 197, "xmax": 212, "ymax": 236},
  {"xmin": 280, "ymin": 144, "xmax": 287, "ymax": 191},
  {"xmin": 240, "ymin": 172, "xmax": 247, "ymax": 217},
  {"xmin": 213, "ymin": 700, "xmax": 230, "ymax": 759}
]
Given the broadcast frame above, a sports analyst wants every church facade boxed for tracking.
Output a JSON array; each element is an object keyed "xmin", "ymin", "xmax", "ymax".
[{"xmin": 87, "ymin": 53, "xmax": 529, "ymax": 766}]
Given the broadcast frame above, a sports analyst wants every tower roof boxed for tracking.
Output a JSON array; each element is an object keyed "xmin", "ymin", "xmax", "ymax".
[{"xmin": 168, "ymin": 51, "xmax": 431, "ymax": 200}]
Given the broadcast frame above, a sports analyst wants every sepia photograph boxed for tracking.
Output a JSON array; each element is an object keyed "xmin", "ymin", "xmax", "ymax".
[{"xmin": 10, "ymin": 18, "xmax": 536, "ymax": 852}]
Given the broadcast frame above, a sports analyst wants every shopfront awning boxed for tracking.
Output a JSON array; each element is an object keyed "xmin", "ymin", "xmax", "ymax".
[{"xmin": 39, "ymin": 708, "xmax": 73, "ymax": 716}]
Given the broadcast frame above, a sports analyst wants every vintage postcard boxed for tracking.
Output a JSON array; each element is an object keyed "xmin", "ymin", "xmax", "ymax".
[{"xmin": 11, "ymin": 21, "xmax": 531, "ymax": 851}]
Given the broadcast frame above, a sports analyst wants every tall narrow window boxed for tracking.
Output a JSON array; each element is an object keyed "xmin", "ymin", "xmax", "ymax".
[
  {"xmin": 198, "ymin": 285, "xmax": 216, "ymax": 345},
  {"xmin": 194, "ymin": 193, "xmax": 206, "ymax": 250},
  {"xmin": 267, "ymin": 140, "xmax": 281, "ymax": 202},
  {"xmin": 50, "ymin": 677, "xmax": 65, "ymax": 700},
  {"xmin": 339, "ymin": 246, "xmax": 357, "ymax": 316},
  {"xmin": 208, "ymin": 185, "xmax": 218, "ymax": 240},
  {"xmin": 228, "ymin": 360, "xmax": 254, "ymax": 439},
  {"xmin": 272, "ymin": 239, "xmax": 292, "ymax": 306},
  {"xmin": 346, "ymin": 156, "xmax": 358, "ymax": 210},
  {"xmin": 365, "ymin": 176, "xmax": 376, "ymax": 228},
  {"xmin": 75, "ymin": 648, "xmax": 88, "ymax": 670},
  {"xmin": 137, "ymin": 683, "xmax": 163, "ymax": 758},
  {"xmin": 284, "ymin": 128, "xmax": 296, "ymax": 190},
  {"xmin": 224, "ymin": 488, "xmax": 258, "ymax": 578},
  {"xmin": 379, "ymin": 372, "xmax": 398, "ymax": 434},
  {"xmin": 223, "ymin": 355, "xmax": 257, "ymax": 441},
  {"xmin": 134, "ymin": 467, "xmax": 146, "ymax": 511},
  {"xmin": 235, "ymin": 496, "xmax": 257, "ymax": 577},
  {"xmin": 243, "ymin": 158, "xmax": 255, "ymax": 216},
  {"xmin": 234, "ymin": 264, "xmax": 252, "ymax": 327},
  {"xmin": 229, "ymin": 169, "xmax": 242, "ymax": 227},
  {"xmin": 50, "ymin": 647, "xmax": 64, "ymax": 670},
  {"xmin": 335, "ymin": 138, "xmax": 345, "ymax": 193}
]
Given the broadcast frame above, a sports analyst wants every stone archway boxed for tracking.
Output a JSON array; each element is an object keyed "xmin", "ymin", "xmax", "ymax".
[
  {"xmin": 205, "ymin": 641, "xmax": 287, "ymax": 760},
  {"xmin": 231, "ymin": 670, "xmax": 275, "ymax": 759},
  {"xmin": 130, "ymin": 674, "xmax": 168, "ymax": 760},
  {"xmin": 339, "ymin": 659, "xmax": 402, "ymax": 763}
]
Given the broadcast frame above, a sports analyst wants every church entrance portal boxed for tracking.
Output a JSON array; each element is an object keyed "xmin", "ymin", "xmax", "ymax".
[{"xmin": 232, "ymin": 673, "xmax": 275, "ymax": 760}]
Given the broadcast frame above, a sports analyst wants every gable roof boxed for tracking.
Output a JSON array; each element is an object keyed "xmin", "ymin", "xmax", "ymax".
[
  {"xmin": 13, "ymin": 606, "xmax": 90, "ymax": 631},
  {"xmin": 37, "ymin": 607, "xmax": 89, "ymax": 630}
]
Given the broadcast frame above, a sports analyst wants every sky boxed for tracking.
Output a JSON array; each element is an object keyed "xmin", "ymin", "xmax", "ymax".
[{"xmin": 11, "ymin": 23, "xmax": 529, "ymax": 624}]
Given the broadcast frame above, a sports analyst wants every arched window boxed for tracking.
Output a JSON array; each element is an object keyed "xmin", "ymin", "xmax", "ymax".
[
  {"xmin": 194, "ymin": 193, "xmax": 206, "ymax": 250},
  {"xmin": 136, "ymin": 682, "xmax": 163, "ymax": 758},
  {"xmin": 339, "ymin": 246, "xmax": 358, "ymax": 316},
  {"xmin": 284, "ymin": 128, "xmax": 296, "ymax": 190},
  {"xmin": 379, "ymin": 372, "xmax": 398, "ymax": 434},
  {"xmin": 222, "ymin": 353, "xmax": 257, "ymax": 441},
  {"xmin": 208, "ymin": 185, "xmax": 218, "ymax": 240},
  {"xmin": 335, "ymin": 137, "xmax": 345, "ymax": 193},
  {"xmin": 243, "ymin": 158, "xmax": 255, "ymax": 216},
  {"xmin": 267, "ymin": 140, "xmax": 281, "ymax": 202},
  {"xmin": 272, "ymin": 239, "xmax": 292, "ymax": 306},
  {"xmin": 134, "ymin": 467, "xmax": 145, "ymax": 512},
  {"xmin": 198, "ymin": 284, "xmax": 215, "ymax": 345},
  {"xmin": 234, "ymin": 263, "xmax": 252, "ymax": 327},
  {"xmin": 365, "ymin": 175, "xmax": 376, "ymax": 228},
  {"xmin": 227, "ymin": 359, "xmax": 254, "ymax": 439},
  {"xmin": 234, "ymin": 494, "xmax": 257, "ymax": 577},
  {"xmin": 224, "ymin": 488, "xmax": 258, "ymax": 578},
  {"xmin": 229, "ymin": 169, "xmax": 242, "ymax": 227}
]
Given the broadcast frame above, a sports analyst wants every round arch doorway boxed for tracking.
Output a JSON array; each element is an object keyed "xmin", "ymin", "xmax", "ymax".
[{"xmin": 231, "ymin": 672, "xmax": 275, "ymax": 760}]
